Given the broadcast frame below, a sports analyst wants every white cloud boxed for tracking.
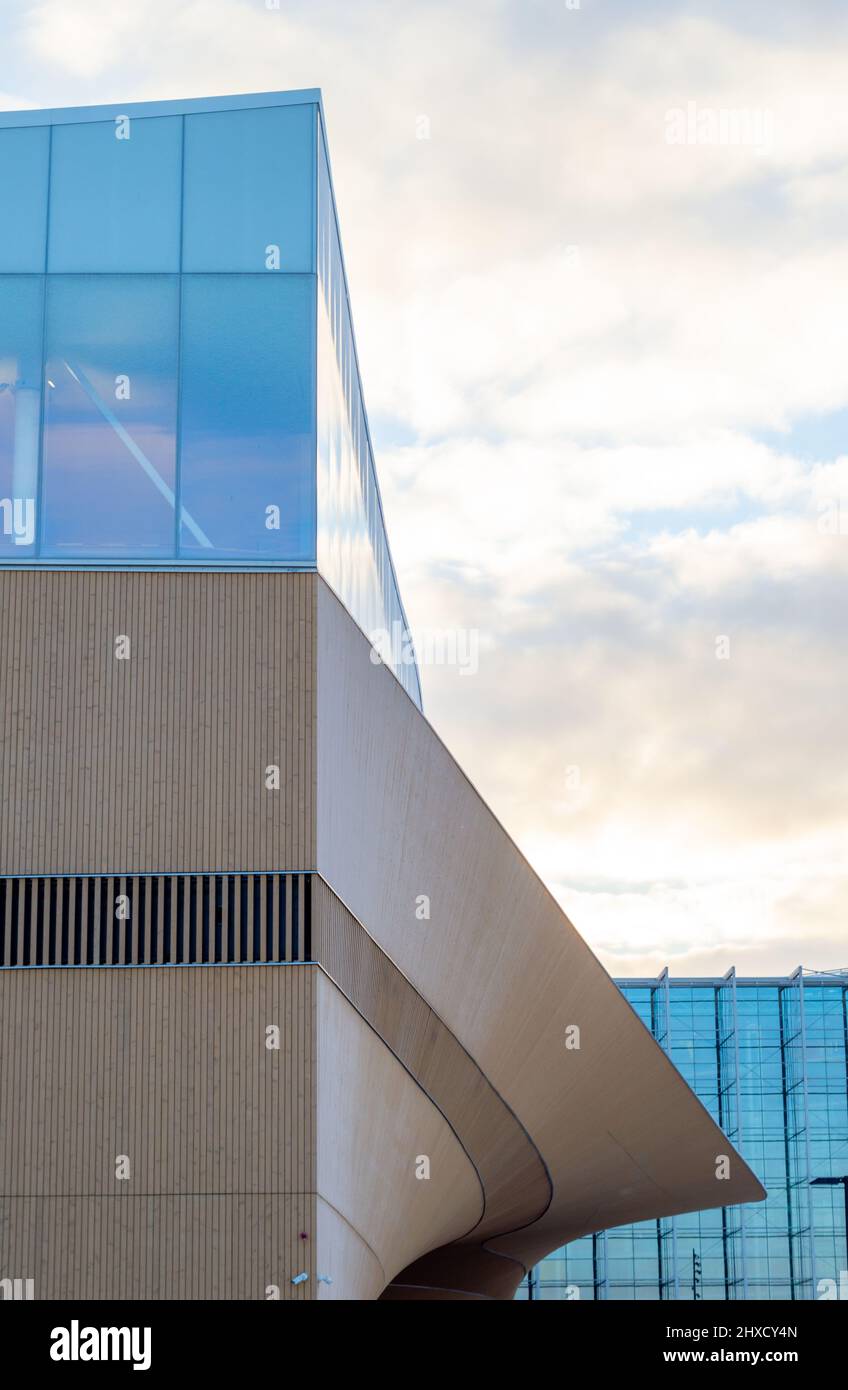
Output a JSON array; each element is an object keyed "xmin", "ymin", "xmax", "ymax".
[
  {"xmin": 21, "ymin": 0, "xmax": 149, "ymax": 79},
  {"xmin": 5, "ymin": 0, "xmax": 847, "ymax": 974},
  {"xmin": 0, "ymin": 92, "xmax": 37, "ymax": 108}
]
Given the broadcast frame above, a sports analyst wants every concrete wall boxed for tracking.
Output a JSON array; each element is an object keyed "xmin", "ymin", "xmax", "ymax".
[{"xmin": 315, "ymin": 579, "xmax": 766, "ymax": 1286}]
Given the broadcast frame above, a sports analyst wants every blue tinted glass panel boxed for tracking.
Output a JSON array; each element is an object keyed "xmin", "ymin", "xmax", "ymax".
[
  {"xmin": 179, "ymin": 274, "xmax": 315, "ymax": 560},
  {"xmin": 528, "ymin": 977, "xmax": 848, "ymax": 1302},
  {"xmin": 48, "ymin": 117, "xmax": 181, "ymax": 272},
  {"xmin": 182, "ymin": 106, "xmax": 314, "ymax": 272},
  {"xmin": 41, "ymin": 276, "xmax": 179, "ymax": 557},
  {"xmin": 0, "ymin": 128, "xmax": 50, "ymax": 272},
  {"xmin": 0, "ymin": 276, "xmax": 43, "ymax": 557}
]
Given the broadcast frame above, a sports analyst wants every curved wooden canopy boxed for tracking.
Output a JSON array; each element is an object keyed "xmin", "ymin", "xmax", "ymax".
[{"xmin": 314, "ymin": 580, "xmax": 766, "ymax": 1299}]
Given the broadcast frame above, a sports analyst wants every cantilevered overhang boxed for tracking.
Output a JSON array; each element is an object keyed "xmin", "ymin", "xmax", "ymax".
[
  {"xmin": 315, "ymin": 579, "xmax": 766, "ymax": 1299},
  {"xmin": 0, "ymin": 569, "xmax": 765, "ymax": 1300}
]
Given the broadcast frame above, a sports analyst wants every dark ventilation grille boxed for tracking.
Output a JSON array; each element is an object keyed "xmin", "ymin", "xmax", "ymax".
[{"xmin": 0, "ymin": 874, "xmax": 312, "ymax": 968}]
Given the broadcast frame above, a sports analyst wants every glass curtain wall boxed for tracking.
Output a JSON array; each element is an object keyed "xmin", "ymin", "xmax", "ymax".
[
  {"xmin": 520, "ymin": 971, "xmax": 848, "ymax": 1301},
  {"xmin": 1, "ymin": 95, "xmax": 422, "ymax": 704},
  {"xmin": 0, "ymin": 103, "xmax": 316, "ymax": 565},
  {"xmin": 315, "ymin": 117, "xmax": 422, "ymax": 707}
]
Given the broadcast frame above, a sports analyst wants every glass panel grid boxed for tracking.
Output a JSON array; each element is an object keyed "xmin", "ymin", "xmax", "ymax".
[
  {"xmin": 520, "ymin": 973, "xmax": 848, "ymax": 1301},
  {"xmin": 1, "ymin": 95, "xmax": 423, "ymax": 706},
  {"xmin": 0, "ymin": 101, "xmax": 317, "ymax": 569}
]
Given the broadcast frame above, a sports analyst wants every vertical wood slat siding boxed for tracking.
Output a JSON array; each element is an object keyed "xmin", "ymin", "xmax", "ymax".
[
  {"xmin": 0, "ymin": 875, "xmax": 313, "ymax": 967},
  {"xmin": 0, "ymin": 965, "xmax": 316, "ymax": 1299},
  {"xmin": 0, "ymin": 571, "xmax": 316, "ymax": 876}
]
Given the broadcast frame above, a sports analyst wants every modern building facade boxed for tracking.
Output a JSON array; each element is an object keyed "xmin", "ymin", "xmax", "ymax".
[
  {"xmin": 0, "ymin": 89, "xmax": 765, "ymax": 1300},
  {"xmin": 520, "ymin": 969, "xmax": 848, "ymax": 1301}
]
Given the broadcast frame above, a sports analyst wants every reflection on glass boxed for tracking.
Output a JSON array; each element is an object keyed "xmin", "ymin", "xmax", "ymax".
[
  {"xmin": 317, "ymin": 297, "xmax": 386, "ymax": 636},
  {"xmin": 316, "ymin": 129, "xmax": 422, "ymax": 706},
  {"xmin": 521, "ymin": 975, "xmax": 848, "ymax": 1301},
  {"xmin": 41, "ymin": 276, "xmax": 179, "ymax": 557},
  {"xmin": 183, "ymin": 106, "xmax": 314, "ymax": 273},
  {"xmin": 179, "ymin": 274, "xmax": 315, "ymax": 560},
  {"xmin": 1, "ymin": 95, "xmax": 421, "ymax": 698},
  {"xmin": 48, "ymin": 117, "xmax": 182, "ymax": 272},
  {"xmin": 0, "ymin": 128, "xmax": 50, "ymax": 272},
  {"xmin": 0, "ymin": 276, "xmax": 43, "ymax": 557}
]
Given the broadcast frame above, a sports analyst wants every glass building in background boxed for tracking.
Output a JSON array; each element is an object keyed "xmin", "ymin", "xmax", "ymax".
[
  {"xmin": 519, "ymin": 968, "xmax": 848, "ymax": 1300},
  {"xmin": 0, "ymin": 89, "xmax": 421, "ymax": 706}
]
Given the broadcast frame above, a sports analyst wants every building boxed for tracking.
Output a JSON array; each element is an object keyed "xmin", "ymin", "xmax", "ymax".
[
  {"xmin": 0, "ymin": 89, "xmax": 764, "ymax": 1301},
  {"xmin": 520, "ymin": 969, "xmax": 848, "ymax": 1300}
]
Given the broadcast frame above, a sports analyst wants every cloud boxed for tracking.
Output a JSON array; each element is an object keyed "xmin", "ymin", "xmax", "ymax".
[
  {"xmin": 20, "ymin": 0, "xmax": 150, "ymax": 79},
  {"xmin": 4, "ymin": 0, "xmax": 847, "ymax": 974},
  {"xmin": 382, "ymin": 429, "xmax": 848, "ymax": 975}
]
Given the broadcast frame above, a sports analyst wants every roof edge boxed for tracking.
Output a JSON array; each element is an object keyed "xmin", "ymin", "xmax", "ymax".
[{"xmin": 0, "ymin": 88, "xmax": 323, "ymax": 129}]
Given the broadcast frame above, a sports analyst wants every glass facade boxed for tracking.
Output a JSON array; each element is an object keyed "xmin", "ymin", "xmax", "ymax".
[
  {"xmin": 41, "ymin": 274, "xmax": 180, "ymax": 558},
  {"xmin": 519, "ymin": 970, "xmax": 848, "ymax": 1301},
  {"xmin": 316, "ymin": 122, "xmax": 421, "ymax": 705},
  {"xmin": 178, "ymin": 274, "xmax": 314, "ymax": 560},
  {"xmin": 0, "ymin": 91, "xmax": 420, "ymax": 704}
]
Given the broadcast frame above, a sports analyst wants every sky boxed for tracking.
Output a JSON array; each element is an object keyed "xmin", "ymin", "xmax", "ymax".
[{"xmin": 2, "ymin": 0, "xmax": 847, "ymax": 978}]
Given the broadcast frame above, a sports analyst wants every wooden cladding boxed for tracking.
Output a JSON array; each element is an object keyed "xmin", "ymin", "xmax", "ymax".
[
  {"xmin": 0, "ymin": 964, "xmax": 316, "ymax": 1299},
  {"xmin": 0, "ymin": 873, "xmax": 312, "ymax": 968},
  {"xmin": 0, "ymin": 569, "xmax": 315, "ymax": 876}
]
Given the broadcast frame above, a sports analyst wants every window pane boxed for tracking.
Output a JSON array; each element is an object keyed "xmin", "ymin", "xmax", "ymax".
[
  {"xmin": 41, "ymin": 275, "xmax": 179, "ymax": 557},
  {"xmin": 48, "ymin": 117, "xmax": 181, "ymax": 271},
  {"xmin": 0, "ymin": 276, "xmax": 43, "ymax": 557},
  {"xmin": 182, "ymin": 105, "xmax": 314, "ymax": 272},
  {"xmin": 179, "ymin": 274, "xmax": 315, "ymax": 560},
  {"xmin": 0, "ymin": 128, "xmax": 50, "ymax": 272},
  {"xmin": 316, "ymin": 130, "xmax": 422, "ymax": 705}
]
